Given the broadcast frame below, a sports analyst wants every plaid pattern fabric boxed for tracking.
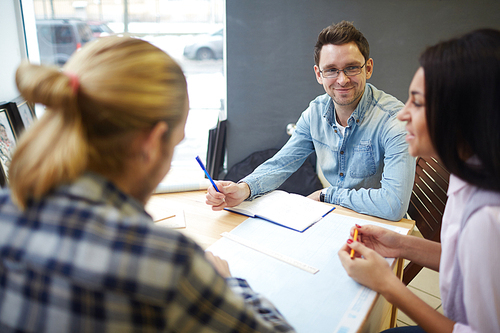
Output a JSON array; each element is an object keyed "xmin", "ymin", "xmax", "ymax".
[{"xmin": 0, "ymin": 173, "xmax": 295, "ymax": 332}]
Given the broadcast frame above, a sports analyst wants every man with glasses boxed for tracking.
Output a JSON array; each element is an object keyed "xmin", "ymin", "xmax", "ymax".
[{"xmin": 206, "ymin": 21, "xmax": 415, "ymax": 221}]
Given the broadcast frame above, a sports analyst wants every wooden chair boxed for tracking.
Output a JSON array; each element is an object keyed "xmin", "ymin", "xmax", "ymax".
[{"xmin": 403, "ymin": 157, "xmax": 450, "ymax": 285}]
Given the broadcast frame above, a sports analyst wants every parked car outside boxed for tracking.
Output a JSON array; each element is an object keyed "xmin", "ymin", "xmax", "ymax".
[
  {"xmin": 183, "ymin": 29, "xmax": 223, "ymax": 60},
  {"xmin": 36, "ymin": 19, "xmax": 94, "ymax": 66},
  {"xmin": 86, "ymin": 21, "xmax": 115, "ymax": 38}
]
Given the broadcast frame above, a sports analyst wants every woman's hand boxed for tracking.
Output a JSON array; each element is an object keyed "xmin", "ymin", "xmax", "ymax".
[
  {"xmin": 350, "ymin": 224, "xmax": 404, "ymax": 259},
  {"xmin": 338, "ymin": 240, "xmax": 400, "ymax": 293}
]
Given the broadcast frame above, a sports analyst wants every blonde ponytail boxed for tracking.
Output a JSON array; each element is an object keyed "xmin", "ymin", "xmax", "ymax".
[
  {"xmin": 10, "ymin": 37, "xmax": 187, "ymax": 209},
  {"xmin": 11, "ymin": 63, "xmax": 88, "ymax": 209}
]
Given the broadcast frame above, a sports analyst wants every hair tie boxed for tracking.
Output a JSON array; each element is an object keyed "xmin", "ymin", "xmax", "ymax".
[{"xmin": 65, "ymin": 72, "xmax": 80, "ymax": 94}]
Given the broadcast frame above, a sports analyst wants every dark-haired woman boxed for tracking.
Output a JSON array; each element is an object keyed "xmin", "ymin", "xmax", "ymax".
[{"xmin": 339, "ymin": 29, "xmax": 500, "ymax": 333}]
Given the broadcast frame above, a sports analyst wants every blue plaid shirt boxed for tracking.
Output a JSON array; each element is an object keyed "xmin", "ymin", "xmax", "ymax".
[{"xmin": 0, "ymin": 173, "xmax": 295, "ymax": 332}]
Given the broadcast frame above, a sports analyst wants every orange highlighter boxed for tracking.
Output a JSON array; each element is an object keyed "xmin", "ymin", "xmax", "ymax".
[{"xmin": 350, "ymin": 228, "xmax": 358, "ymax": 259}]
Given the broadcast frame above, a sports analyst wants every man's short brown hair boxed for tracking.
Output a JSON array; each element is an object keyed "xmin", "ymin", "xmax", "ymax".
[{"xmin": 314, "ymin": 21, "xmax": 370, "ymax": 66}]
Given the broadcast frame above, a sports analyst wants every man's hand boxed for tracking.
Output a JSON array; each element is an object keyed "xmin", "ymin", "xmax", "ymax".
[
  {"xmin": 205, "ymin": 251, "xmax": 231, "ymax": 278},
  {"xmin": 205, "ymin": 181, "xmax": 251, "ymax": 211},
  {"xmin": 307, "ymin": 189, "xmax": 322, "ymax": 201}
]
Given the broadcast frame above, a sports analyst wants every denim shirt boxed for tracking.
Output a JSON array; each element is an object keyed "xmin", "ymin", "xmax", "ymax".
[{"xmin": 241, "ymin": 83, "xmax": 415, "ymax": 221}]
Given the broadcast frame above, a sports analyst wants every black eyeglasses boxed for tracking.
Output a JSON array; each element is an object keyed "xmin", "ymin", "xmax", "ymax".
[{"xmin": 319, "ymin": 62, "xmax": 366, "ymax": 79}]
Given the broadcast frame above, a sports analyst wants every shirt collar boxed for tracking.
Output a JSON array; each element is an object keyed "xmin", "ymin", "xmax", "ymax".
[
  {"xmin": 59, "ymin": 172, "xmax": 147, "ymax": 218},
  {"xmin": 447, "ymin": 173, "xmax": 468, "ymax": 197},
  {"xmin": 324, "ymin": 83, "xmax": 373, "ymax": 127},
  {"xmin": 446, "ymin": 156, "xmax": 482, "ymax": 196}
]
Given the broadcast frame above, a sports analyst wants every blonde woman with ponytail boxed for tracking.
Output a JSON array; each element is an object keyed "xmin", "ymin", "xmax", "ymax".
[{"xmin": 1, "ymin": 37, "xmax": 295, "ymax": 332}]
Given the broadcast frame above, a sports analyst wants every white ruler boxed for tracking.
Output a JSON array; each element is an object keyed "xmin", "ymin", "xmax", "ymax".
[{"xmin": 221, "ymin": 232, "xmax": 319, "ymax": 274}]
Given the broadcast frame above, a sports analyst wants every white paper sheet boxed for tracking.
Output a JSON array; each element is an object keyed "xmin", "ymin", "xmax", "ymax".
[
  {"xmin": 207, "ymin": 213, "xmax": 409, "ymax": 333},
  {"xmin": 154, "ymin": 179, "xmax": 211, "ymax": 194},
  {"xmin": 146, "ymin": 196, "xmax": 186, "ymax": 229}
]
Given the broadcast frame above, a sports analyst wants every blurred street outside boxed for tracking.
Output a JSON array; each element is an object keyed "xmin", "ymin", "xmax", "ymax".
[{"xmin": 142, "ymin": 33, "xmax": 225, "ymax": 184}]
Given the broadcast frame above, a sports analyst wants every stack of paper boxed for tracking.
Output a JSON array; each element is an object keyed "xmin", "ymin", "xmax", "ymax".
[{"xmin": 145, "ymin": 196, "xmax": 186, "ymax": 229}]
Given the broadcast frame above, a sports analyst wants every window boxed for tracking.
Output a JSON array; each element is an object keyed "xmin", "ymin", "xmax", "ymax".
[
  {"xmin": 28, "ymin": 0, "xmax": 225, "ymax": 187},
  {"xmin": 41, "ymin": 25, "xmax": 72, "ymax": 44},
  {"xmin": 76, "ymin": 23, "xmax": 93, "ymax": 43}
]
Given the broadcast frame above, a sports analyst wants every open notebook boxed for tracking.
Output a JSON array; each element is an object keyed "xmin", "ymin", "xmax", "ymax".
[{"xmin": 225, "ymin": 190, "xmax": 335, "ymax": 232}]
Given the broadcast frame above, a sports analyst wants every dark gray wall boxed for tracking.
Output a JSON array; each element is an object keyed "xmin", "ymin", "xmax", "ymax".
[{"xmin": 225, "ymin": 0, "xmax": 500, "ymax": 170}]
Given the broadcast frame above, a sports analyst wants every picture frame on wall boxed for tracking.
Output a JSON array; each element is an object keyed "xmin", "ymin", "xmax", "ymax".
[
  {"xmin": 12, "ymin": 95, "xmax": 36, "ymax": 132},
  {"xmin": 1, "ymin": 102, "xmax": 23, "ymax": 138},
  {"xmin": 0, "ymin": 104, "xmax": 18, "ymax": 187}
]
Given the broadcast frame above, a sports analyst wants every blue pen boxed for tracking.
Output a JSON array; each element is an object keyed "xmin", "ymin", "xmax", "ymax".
[{"xmin": 195, "ymin": 156, "xmax": 220, "ymax": 192}]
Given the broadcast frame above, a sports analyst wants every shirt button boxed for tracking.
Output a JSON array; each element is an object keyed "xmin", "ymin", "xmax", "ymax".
[
  {"xmin": 356, "ymin": 119, "xmax": 359, "ymax": 123},
  {"xmin": 340, "ymin": 173, "xmax": 344, "ymax": 177},
  {"xmin": 334, "ymin": 130, "xmax": 337, "ymax": 133},
  {"xmin": 340, "ymin": 151, "xmax": 344, "ymax": 155}
]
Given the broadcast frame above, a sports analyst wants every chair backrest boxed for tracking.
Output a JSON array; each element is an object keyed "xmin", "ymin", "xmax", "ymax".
[{"xmin": 403, "ymin": 156, "xmax": 450, "ymax": 285}]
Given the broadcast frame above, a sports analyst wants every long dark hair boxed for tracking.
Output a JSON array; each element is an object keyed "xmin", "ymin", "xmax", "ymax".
[{"xmin": 420, "ymin": 28, "xmax": 500, "ymax": 191}]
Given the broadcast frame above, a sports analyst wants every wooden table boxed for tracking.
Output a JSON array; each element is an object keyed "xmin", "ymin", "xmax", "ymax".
[{"xmin": 151, "ymin": 190, "xmax": 415, "ymax": 332}]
